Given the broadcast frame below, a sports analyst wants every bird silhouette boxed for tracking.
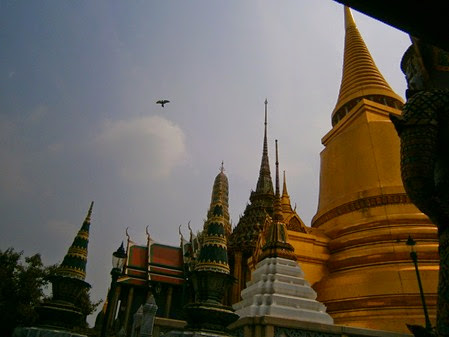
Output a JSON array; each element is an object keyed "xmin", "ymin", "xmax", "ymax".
[{"xmin": 156, "ymin": 100, "xmax": 170, "ymax": 107}]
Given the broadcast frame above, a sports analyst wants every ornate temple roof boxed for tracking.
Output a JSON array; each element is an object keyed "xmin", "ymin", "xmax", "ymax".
[
  {"xmin": 259, "ymin": 140, "xmax": 296, "ymax": 262},
  {"xmin": 331, "ymin": 7, "xmax": 403, "ymax": 126},
  {"xmin": 119, "ymin": 239, "xmax": 184, "ymax": 287},
  {"xmin": 57, "ymin": 201, "xmax": 93, "ymax": 280},
  {"xmin": 195, "ymin": 165, "xmax": 231, "ymax": 274},
  {"xmin": 229, "ymin": 101, "xmax": 275, "ymax": 253}
]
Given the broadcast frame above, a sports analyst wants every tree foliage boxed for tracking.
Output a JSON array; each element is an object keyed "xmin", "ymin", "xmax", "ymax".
[
  {"xmin": 0, "ymin": 248, "xmax": 102, "ymax": 335},
  {"xmin": 0, "ymin": 248, "xmax": 51, "ymax": 336},
  {"xmin": 75, "ymin": 288, "xmax": 103, "ymax": 328}
]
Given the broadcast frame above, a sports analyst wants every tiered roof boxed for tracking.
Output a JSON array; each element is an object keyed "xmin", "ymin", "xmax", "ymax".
[{"xmin": 195, "ymin": 164, "xmax": 231, "ymax": 274}]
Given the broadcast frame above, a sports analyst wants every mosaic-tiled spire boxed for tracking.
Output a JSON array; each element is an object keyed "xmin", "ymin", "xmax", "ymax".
[
  {"xmin": 207, "ymin": 162, "xmax": 231, "ymax": 236},
  {"xmin": 57, "ymin": 201, "xmax": 93, "ymax": 280},
  {"xmin": 255, "ymin": 99, "xmax": 274, "ymax": 195},
  {"xmin": 195, "ymin": 165, "xmax": 230, "ymax": 274},
  {"xmin": 259, "ymin": 141, "xmax": 295, "ymax": 262},
  {"xmin": 331, "ymin": 7, "xmax": 403, "ymax": 126}
]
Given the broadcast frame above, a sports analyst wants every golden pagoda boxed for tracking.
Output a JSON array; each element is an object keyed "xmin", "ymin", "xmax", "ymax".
[{"xmin": 310, "ymin": 7, "xmax": 440, "ymax": 333}]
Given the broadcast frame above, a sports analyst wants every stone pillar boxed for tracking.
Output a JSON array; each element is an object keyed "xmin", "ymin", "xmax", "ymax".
[
  {"xmin": 124, "ymin": 287, "xmax": 135, "ymax": 332},
  {"xmin": 164, "ymin": 286, "xmax": 173, "ymax": 318}
]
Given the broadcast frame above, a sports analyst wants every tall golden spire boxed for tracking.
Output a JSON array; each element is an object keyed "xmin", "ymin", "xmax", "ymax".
[{"xmin": 332, "ymin": 7, "xmax": 403, "ymax": 126}]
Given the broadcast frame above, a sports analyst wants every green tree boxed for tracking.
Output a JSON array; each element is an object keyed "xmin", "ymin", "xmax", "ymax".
[
  {"xmin": 0, "ymin": 248, "xmax": 51, "ymax": 336},
  {"xmin": 75, "ymin": 288, "xmax": 103, "ymax": 328},
  {"xmin": 0, "ymin": 248, "xmax": 102, "ymax": 335}
]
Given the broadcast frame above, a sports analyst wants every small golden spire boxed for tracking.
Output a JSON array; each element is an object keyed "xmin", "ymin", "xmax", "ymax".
[
  {"xmin": 282, "ymin": 170, "xmax": 288, "ymax": 197},
  {"xmin": 344, "ymin": 6, "xmax": 356, "ymax": 29},
  {"xmin": 281, "ymin": 170, "xmax": 293, "ymax": 213}
]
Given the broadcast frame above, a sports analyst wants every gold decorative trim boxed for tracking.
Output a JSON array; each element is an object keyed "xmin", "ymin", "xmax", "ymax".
[
  {"xmin": 324, "ymin": 293, "xmax": 438, "ymax": 313},
  {"xmin": 312, "ymin": 193, "xmax": 411, "ymax": 228}
]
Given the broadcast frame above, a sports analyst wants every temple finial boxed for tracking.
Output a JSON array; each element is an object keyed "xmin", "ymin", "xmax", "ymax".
[
  {"xmin": 282, "ymin": 171, "xmax": 288, "ymax": 196},
  {"xmin": 220, "ymin": 161, "xmax": 225, "ymax": 173},
  {"xmin": 255, "ymin": 99, "xmax": 274, "ymax": 195},
  {"xmin": 344, "ymin": 6, "xmax": 356, "ymax": 29},
  {"xmin": 273, "ymin": 140, "xmax": 283, "ymax": 222},
  {"xmin": 281, "ymin": 170, "xmax": 293, "ymax": 212},
  {"xmin": 264, "ymin": 99, "xmax": 268, "ymax": 135},
  {"xmin": 275, "ymin": 140, "xmax": 280, "ymax": 197},
  {"xmin": 146, "ymin": 225, "xmax": 151, "ymax": 244},
  {"xmin": 85, "ymin": 201, "xmax": 94, "ymax": 222}
]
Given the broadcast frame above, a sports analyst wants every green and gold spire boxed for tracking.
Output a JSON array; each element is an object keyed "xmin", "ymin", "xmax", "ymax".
[
  {"xmin": 57, "ymin": 201, "xmax": 93, "ymax": 280},
  {"xmin": 259, "ymin": 141, "xmax": 296, "ymax": 262},
  {"xmin": 207, "ymin": 162, "xmax": 231, "ymax": 236},
  {"xmin": 195, "ymin": 165, "xmax": 230, "ymax": 274},
  {"xmin": 332, "ymin": 7, "xmax": 403, "ymax": 126}
]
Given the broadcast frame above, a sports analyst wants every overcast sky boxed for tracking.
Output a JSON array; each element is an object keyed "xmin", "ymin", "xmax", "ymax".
[{"xmin": 0, "ymin": 0, "xmax": 411, "ymax": 325}]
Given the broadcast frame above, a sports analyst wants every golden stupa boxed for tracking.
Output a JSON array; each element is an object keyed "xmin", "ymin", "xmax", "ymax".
[
  {"xmin": 308, "ymin": 7, "xmax": 440, "ymax": 333},
  {"xmin": 246, "ymin": 7, "xmax": 440, "ymax": 334}
]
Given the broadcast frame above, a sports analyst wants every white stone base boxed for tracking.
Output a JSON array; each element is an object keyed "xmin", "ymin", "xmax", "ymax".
[{"xmin": 233, "ymin": 257, "xmax": 333, "ymax": 325}]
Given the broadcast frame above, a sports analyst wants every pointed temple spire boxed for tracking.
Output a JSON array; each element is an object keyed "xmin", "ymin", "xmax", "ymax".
[
  {"xmin": 229, "ymin": 101, "xmax": 275, "ymax": 255},
  {"xmin": 255, "ymin": 99, "xmax": 274, "ymax": 195},
  {"xmin": 273, "ymin": 140, "xmax": 283, "ymax": 222},
  {"xmin": 207, "ymin": 162, "xmax": 230, "ymax": 234},
  {"xmin": 196, "ymin": 165, "xmax": 230, "ymax": 274},
  {"xmin": 344, "ymin": 5, "xmax": 356, "ymax": 29},
  {"xmin": 259, "ymin": 141, "xmax": 295, "ymax": 262},
  {"xmin": 332, "ymin": 7, "xmax": 403, "ymax": 126},
  {"xmin": 57, "ymin": 201, "xmax": 93, "ymax": 280},
  {"xmin": 282, "ymin": 170, "xmax": 288, "ymax": 196},
  {"xmin": 281, "ymin": 170, "xmax": 292, "ymax": 212}
]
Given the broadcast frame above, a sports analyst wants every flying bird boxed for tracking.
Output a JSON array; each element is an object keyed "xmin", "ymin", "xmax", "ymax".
[{"xmin": 156, "ymin": 99, "xmax": 170, "ymax": 107}]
